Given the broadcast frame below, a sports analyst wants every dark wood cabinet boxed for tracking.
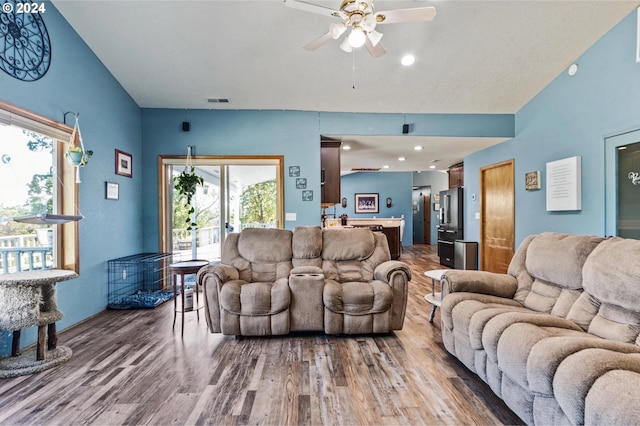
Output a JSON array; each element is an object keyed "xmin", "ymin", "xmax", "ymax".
[
  {"xmin": 321, "ymin": 139, "xmax": 341, "ymax": 206},
  {"xmin": 448, "ymin": 162, "xmax": 464, "ymax": 189},
  {"xmin": 382, "ymin": 226, "xmax": 401, "ymax": 260}
]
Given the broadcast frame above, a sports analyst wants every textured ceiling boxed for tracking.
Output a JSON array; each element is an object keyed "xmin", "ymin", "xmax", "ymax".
[{"xmin": 52, "ymin": 0, "xmax": 638, "ymax": 171}]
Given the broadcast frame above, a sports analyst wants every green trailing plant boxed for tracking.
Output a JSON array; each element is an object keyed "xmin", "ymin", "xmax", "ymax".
[{"xmin": 173, "ymin": 166, "xmax": 203, "ymax": 230}]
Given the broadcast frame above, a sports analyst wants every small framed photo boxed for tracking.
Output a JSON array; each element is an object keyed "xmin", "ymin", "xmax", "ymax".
[
  {"xmin": 355, "ymin": 193, "xmax": 379, "ymax": 213},
  {"xmin": 525, "ymin": 171, "xmax": 541, "ymax": 191},
  {"xmin": 296, "ymin": 178, "xmax": 307, "ymax": 189},
  {"xmin": 115, "ymin": 149, "xmax": 132, "ymax": 178},
  {"xmin": 302, "ymin": 190, "xmax": 313, "ymax": 201},
  {"xmin": 105, "ymin": 182, "xmax": 119, "ymax": 200},
  {"xmin": 289, "ymin": 166, "xmax": 300, "ymax": 177}
]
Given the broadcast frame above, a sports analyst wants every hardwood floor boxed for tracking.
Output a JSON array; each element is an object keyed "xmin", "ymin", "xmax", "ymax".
[{"xmin": 0, "ymin": 244, "xmax": 524, "ymax": 425}]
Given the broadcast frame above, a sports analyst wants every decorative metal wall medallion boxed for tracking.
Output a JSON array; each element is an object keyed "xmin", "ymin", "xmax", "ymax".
[{"xmin": 0, "ymin": 1, "xmax": 52, "ymax": 81}]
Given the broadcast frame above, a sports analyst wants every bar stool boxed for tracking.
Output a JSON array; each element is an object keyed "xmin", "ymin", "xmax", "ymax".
[{"xmin": 169, "ymin": 259, "xmax": 209, "ymax": 337}]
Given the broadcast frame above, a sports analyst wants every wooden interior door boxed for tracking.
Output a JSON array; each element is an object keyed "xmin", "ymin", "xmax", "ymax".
[
  {"xmin": 480, "ymin": 160, "xmax": 515, "ymax": 273},
  {"xmin": 423, "ymin": 194, "xmax": 431, "ymax": 244}
]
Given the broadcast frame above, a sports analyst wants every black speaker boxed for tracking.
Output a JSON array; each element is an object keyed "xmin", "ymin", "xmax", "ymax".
[
  {"xmin": 182, "ymin": 121, "xmax": 190, "ymax": 132},
  {"xmin": 402, "ymin": 124, "xmax": 409, "ymax": 134}
]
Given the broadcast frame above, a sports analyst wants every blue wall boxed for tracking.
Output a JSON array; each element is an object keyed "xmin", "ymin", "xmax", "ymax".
[
  {"xmin": 332, "ymin": 172, "xmax": 413, "ymax": 246},
  {"xmin": 464, "ymin": 9, "xmax": 640, "ymax": 248},
  {"xmin": 0, "ymin": 3, "xmax": 141, "ymax": 353},
  {"xmin": 141, "ymin": 110, "xmax": 513, "ymax": 251}
]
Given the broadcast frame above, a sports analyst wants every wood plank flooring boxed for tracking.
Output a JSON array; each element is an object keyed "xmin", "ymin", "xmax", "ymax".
[{"xmin": 0, "ymin": 244, "xmax": 524, "ymax": 425}]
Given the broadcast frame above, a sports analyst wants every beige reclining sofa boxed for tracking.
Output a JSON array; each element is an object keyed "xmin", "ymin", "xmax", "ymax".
[
  {"xmin": 440, "ymin": 232, "xmax": 640, "ymax": 425},
  {"xmin": 197, "ymin": 226, "xmax": 411, "ymax": 336}
]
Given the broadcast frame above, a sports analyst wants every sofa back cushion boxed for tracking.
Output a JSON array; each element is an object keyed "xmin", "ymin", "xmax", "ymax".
[
  {"xmin": 321, "ymin": 228, "xmax": 390, "ymax": 283},
  {"xmin": 510, "ymin": 233, "xmax": 603, "ymax": 316},
  {"xmin": 567, "ymin": 237, "xmax": 640, "ymax": 344},
  {"xmin": 292, "ymin": 226, "xmax": 323, "ymax": 268},
  {"xmin": 221, "ymin": 228, "xmax": 293, "ymax": 283}
]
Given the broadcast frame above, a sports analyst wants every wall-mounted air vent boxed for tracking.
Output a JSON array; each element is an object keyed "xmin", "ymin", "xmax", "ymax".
[
  {"xmin": 351, "ymin": 167, "xmax": 381, "ymax": 172},
  {"xmin": 206, "ymin": 98, "xmax": 229, "ymax": 103}
]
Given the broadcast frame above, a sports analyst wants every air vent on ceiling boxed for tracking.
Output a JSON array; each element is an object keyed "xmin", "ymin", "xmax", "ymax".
[
  {"xmin": 351, "ymin": 167, "xmax": 381, "ymax": 172},
  {"xmin": 207, "ymin": 98, "xmax": 229, "ymax": 103}
]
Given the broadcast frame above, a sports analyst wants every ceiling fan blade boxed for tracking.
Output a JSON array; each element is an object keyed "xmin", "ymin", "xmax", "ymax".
[
  {"xmin": 364, "ymin": 38, "xmax": 385, "ymax": 57},
  {"xmin": 304, "ymin": 31, "xmax": 334, "ymax": 51},
  {"xmin": 376, "ymin": 7, "xmax": 436, "ymax": 24},
  {"xmin": 284, "ymin": 0, "xmax": 343, "ymax": 18}
]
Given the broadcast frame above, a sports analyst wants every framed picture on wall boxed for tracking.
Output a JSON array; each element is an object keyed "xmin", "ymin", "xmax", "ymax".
[
  {"xmin": 355, "ymin": 193, "xmax": 379, "ymax": 213},
  {"xmin": 115, "ymin": 149, "xmax": 132, "ymax": 178}
]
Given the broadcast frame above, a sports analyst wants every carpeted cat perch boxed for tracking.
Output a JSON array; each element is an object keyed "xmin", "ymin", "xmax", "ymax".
[{"xmin": 0, "ymin": 269, "xmax": 77, "ymax": 378}]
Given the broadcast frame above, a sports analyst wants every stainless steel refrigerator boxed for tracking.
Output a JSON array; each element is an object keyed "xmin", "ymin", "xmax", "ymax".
[{"xmin": 437, "ymin": 187, "xmax": 464, "ymax": 268}]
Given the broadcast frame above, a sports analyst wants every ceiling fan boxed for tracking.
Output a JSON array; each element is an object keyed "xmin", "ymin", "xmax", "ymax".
[{"xmin": 284, "ymin": 0, "xmax": 436, "ymax": 57}]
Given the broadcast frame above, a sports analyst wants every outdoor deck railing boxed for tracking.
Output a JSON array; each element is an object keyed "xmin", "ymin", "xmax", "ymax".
[{"xmin": 0, "ymin": 233, "xmax": 53, "ymax": 274}]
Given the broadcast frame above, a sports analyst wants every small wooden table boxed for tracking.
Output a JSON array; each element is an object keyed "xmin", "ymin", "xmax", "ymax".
[
  {"xmin": 0, "ymin": 269, "xmax": 77, "ymax": 378},
  {"xmin": 170, "ymin": 260, "xmax": 209, "ymax": 337},
  {"xmin": 423, "ymin": 269, "xmax": 448, "ymax": 323}
]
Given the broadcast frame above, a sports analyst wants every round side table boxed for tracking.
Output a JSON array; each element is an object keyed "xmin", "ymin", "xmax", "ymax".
[
  {"xmin": 170, "ymin": 260, "xmax": 209, "ymax": 337},
  {"xmin": 423, "ymin": 269, "xmax": 448, "ymax": 323}
]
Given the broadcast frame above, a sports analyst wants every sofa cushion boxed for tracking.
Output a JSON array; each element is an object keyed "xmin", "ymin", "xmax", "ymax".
[
  {"xmin": 219, "ymin": 278, "xmax": 290, "ymax": 316},
  {"xmin": 520, "ymin": 233, "xmax": 603, "ymax": 314},
  {"xmin": 222, "ymin": 228, "xmax": 293, "ymax": 283},
  {"xmin": 576, "ymin": 237, "xmax": 640, "ymax": 344},
  {"xmin": 292, "ymin": 226, "xmax": 323, "ymax": 268},
  {"xmin": 237, "ymin": 228, "xmax": 293, "ymax": 263},
  {"xmin": 323, "ymin": 280, "xmax": 392, "ymax": 315},
  {"xmin": 322, "ymin": 228, "xmax": 375, "ymax": 261}
]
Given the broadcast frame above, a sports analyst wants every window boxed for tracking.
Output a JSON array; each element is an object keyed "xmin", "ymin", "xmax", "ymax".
[
  {"xmin": 158, "ymin": 155, "xmax": 284, "ymax": 262},
  {"xmin": 0, "ymin": 101, "xmax": 80, "ymax": 274}
]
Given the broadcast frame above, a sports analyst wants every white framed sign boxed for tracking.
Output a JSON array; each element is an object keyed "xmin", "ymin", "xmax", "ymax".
[{"xmin": 546, "ymin": 156, "xmax": 582, "ymax": 211}]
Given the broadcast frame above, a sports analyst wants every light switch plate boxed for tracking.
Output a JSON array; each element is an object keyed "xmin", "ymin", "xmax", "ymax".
[{"xmin": 286, "ymin": 212, "xmax": 296, "ymax": 221}]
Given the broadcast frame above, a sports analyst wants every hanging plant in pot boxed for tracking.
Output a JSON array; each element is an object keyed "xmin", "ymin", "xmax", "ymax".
[
  {"xmin": 65, "ymin": 146, "xmax": 93, "ymax": 166},
  {"xmin": 65, "ymin": 113, "xmax": 92, "ymax": 182},
  {"xmin": 173, "ymin": 165, "xmax": 204, "ymax": 231}
]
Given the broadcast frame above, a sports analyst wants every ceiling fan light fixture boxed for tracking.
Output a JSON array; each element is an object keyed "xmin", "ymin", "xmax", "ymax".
[
  {"xmin": 348, "ymin": 27, "xmax": 366, "ymax": 48},
  {"xmin": 329, "ymin": 22, "xmax": 347, "ymax": 39},
  {"xmin": 368, "ymin": 29, "xmax": 383, "ymax": 46},
  {"xmin": 339, "ymin": 37, "xmax": 353, "ymax": 52},
  {"xmin": 361, "ymin": 13, "xmax": 377, "ymax": 32}
]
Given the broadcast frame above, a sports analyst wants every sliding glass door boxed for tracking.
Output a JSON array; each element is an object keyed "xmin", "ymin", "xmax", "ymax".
[{"xmin": 159, "ymin": 156, "xmax": 283, "ymax": 262}]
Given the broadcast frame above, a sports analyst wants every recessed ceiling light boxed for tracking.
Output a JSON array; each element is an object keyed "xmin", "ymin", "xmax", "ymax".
[
  {"xmin": 414, "ymin": 146, "xmax": 423, "ymax": 151},
  {"xmin": 398, "ymin": 157, "xmax": 406, "ymax": 161},
  {"xmin": 342, "ymin": 145, "xmax": 351, "ymax": 150},
  {"xmin": 383, "ymin": 165, "xmax": 389, "ymax": 169},
  {"xmin": 401, "ymin": 55, "xmax": 415, "ymax": 66},
  {"xmin": 429, "ymin": 165, "xmax": 436, "ymax": 169},
  {"xmin": 618, "ymin": 146, "xmax": 627, "ymax": 150}
]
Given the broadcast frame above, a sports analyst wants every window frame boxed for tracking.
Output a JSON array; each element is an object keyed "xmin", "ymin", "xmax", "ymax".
[{"xmin": 0, "ymin": 100, "xmax": 80, "ymax": 273}]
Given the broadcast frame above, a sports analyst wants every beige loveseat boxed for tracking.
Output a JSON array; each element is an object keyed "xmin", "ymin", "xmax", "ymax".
[
  {"xmin": 440, "ymin": 232, "xmax": 640, "ymax": 425},
  {"xmin": 196, "ymin": 226, "xmax": 411, "ymax": 336}
]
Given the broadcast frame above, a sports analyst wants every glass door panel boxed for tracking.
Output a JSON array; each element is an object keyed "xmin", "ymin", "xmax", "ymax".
[
  {"xmin": 161, "ymin": 156, "xmax": 283, "ymax": 262},
  {"xmin": 617, "ymin": 141, "xmax": 640, "ymax": 239}
]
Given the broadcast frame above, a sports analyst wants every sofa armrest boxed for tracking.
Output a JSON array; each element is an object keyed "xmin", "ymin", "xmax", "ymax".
[
  {"xmin": 197, "ymin": 264, "xmax": 240, "ymax": 333},
  {"xmin": 553, "ymin": 348, "xmax": 640, "ymax": 425},
  {"xmin": 374, "ymin": 260, "xmax": 412, "ymax": 283},
  {"xmin": 441, "ymin": 270, "xmax": 517, "ymax": 299},
  {"xmin": 374, "ymin": 260, "xmax": 411, "ymax": 330}
]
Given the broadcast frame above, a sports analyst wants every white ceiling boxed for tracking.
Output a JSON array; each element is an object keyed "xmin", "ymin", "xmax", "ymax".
[{"xmin": 52, "ymin": 0, "xmax": 638, "ymax": 172}]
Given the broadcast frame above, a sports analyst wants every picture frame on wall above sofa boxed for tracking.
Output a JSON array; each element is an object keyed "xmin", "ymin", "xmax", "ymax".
[
  {"xmin": 355, "ymin": 193, "xmax": 379, "ymax": 213},
  {"xmin": 115, "ymin": 149, "xmax": 132, "ymax": 178}
]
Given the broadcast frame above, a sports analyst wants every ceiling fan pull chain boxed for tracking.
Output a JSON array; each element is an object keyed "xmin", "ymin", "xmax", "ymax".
[{"xmin": 352, "ymin": 50, "xmax": 356, "ymax": 89}]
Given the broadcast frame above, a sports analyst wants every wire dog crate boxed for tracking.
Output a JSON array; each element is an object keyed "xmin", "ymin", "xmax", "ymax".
[{"xmin": 107, "ymin": 252, "xmax": 173, "ymax": 309}]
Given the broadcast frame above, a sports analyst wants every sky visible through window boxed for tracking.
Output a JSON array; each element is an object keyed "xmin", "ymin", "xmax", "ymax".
[{"xmin": 0, "ymin": 125, "xmax": 53, "ymax": 209}]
